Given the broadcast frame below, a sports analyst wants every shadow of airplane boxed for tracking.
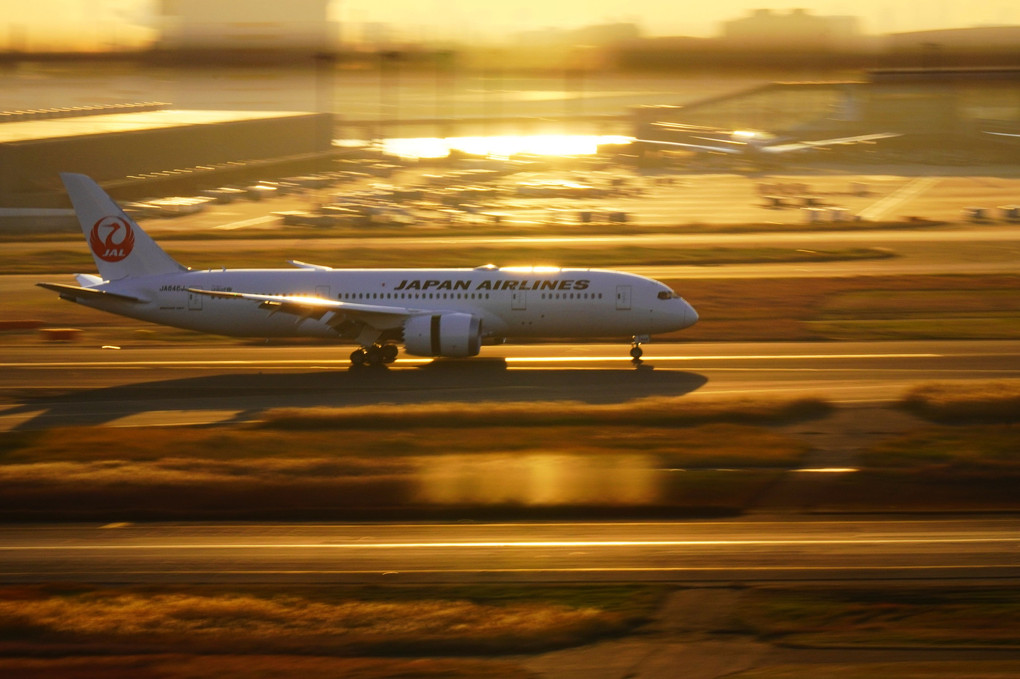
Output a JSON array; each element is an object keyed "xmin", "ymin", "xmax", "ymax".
[{"xmin": 2, "ymin": 360, "xmax": 709, "ymax": 430}]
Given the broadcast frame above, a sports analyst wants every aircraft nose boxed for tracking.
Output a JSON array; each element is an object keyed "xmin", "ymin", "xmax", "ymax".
[{"xmin": 682, "ymin": 300, "xmax": 698, "ymax": 328}]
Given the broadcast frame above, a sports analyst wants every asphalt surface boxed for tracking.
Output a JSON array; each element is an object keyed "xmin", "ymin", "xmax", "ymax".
[
  {"xmin": 0, "ymin": 517, "xmax": 1015, "ymax": 585},
  {"xmin": 2, "ymin": 339, "xmax": 1018, "ymax": 430}
]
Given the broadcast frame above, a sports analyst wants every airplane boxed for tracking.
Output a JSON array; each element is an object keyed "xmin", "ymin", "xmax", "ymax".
[
  {"xmin": 638, "ymin": 121, "xmax": 900, "ymax": 160},
  {"xmin": 985, "ymin": 131, "xmax": 1020, "ymax": 140},
  {"xmin": 38, "ymin": 173, "xmax": 698, "ymax": 366}
]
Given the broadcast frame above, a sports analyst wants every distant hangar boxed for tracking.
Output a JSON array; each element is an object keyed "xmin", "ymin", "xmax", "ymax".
[{"xmin": 0, "ymin": 105, "xmax": 333, "ymax": 207}]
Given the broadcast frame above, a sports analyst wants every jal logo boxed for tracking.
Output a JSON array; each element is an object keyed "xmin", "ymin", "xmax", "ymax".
[{"xmin": 89, "ymin": 216, "xmax": 135, "ymax": 262}]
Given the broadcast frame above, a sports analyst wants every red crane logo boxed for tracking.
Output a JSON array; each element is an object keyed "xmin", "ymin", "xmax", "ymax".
[{"xmin": 88, "ymin": 216, "xmax": 135, "ymax": 263}]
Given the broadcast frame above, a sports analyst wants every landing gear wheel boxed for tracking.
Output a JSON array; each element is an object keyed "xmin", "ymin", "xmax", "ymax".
[
  {"xmin": 630, "ymin": 345, "xmax": 644, "ymax": 360},
  {"xmin": 366, "ymin": 345, "xmax": 384, "ymax": 365},
  {"xmin": 381, "ymin": 344, "xmax": 399, "ymax": 363},
  {"xmin": 350, "ymin": 348, "xmax": 367, "ymax": 366}
]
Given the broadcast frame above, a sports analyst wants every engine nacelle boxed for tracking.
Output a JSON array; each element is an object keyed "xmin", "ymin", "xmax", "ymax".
[{"xmin": 403, "ymin": 313, "xmax": 482, "ymax": 358}]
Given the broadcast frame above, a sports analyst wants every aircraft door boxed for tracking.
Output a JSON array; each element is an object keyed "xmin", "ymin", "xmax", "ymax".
[
  {"xmin": 616, "ymin": 285, "xmax": 631, "ymax": 310},
  {"xmin": 188, "ymin": 290, "xmax": 203, "ymax": 311},
  {"xmin": 512, "ymin": 290, "xmax": 527, "ymax": 310},
  {"xmin": 316, "ymin": 285, "xmax": 331, "ymax": 298}
]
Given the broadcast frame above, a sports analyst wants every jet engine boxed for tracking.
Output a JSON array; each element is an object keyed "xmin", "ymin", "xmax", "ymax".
[{"xmin": 403, "ymin": 312, "xmax": 482, "ymax": 358}]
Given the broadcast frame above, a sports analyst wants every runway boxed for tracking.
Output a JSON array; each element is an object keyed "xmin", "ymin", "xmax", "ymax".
[
  {"xmin": 2, "ymin": 340, "xmax": 1019, "ymax": 430},
  {"xmin": 0, "ymin": 517, "xmax": 1015, "ymax": 585}
]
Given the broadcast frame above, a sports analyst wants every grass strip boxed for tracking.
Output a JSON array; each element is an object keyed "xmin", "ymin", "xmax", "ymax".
[
  {"xmin": 730, "ymin": 661, "xmax": 1020, "ymax": 679},
  {"xmin": 0, "ymin": 657, "xmax": 537, "ymax": 679},
  {"xmin": 1, "ymin": 419, "xmax": 818, "ymax": 464},
  {"xmin": 254, "ymin": 396, "xmax": 833, "ymax": 430},
  {"xmin": 0, "ymin": 428, "xmax": 804, "ymax": 520},
  {"xmin": 900, "ymin": 381, "xmax": 1020, "ymax": 424},
  {"xmin": 667, "ymin": 275, "xmax": 1020, "ymax": 342},
  {"xmin": 0, "ymin": 419, "xmax": 810, "ymax": 520},
  {"xmin": 805, "ymin": 413, "xmax": 1020, "ymax": 511},
  {"xmin": 739, "ymin": 587, "xmax": 1020, "ymax": 649},
  {"xmin": 0, "ymin": 584, "xmax": 658, "ymax": 657},
  {"xmin": 860, "ymin": 424, "xmax": 1019, "ymax": 473}
]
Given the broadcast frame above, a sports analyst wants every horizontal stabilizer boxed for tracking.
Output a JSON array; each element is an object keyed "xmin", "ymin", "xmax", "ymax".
[{"xmin": 37, "ymin": 282, "xmax": 144, "ymax": 303}]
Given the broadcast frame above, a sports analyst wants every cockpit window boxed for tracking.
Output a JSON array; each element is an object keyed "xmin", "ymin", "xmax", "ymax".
[{"xmin": 657, "ymin": 290, "xmax": 679, "ymax": 300}]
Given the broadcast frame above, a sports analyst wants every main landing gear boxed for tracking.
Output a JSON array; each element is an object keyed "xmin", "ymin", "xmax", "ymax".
[{"xmin": 350, "ymin": 343, "xmax": 398, "ymax": 367}]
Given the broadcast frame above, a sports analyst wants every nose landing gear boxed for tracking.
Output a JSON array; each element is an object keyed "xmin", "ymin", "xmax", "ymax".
[
  {"xmin": 630, "ymin": 334, "xmax": 649, "ymax": 363},
  {"xmin": 350, "ymin": 343, "xmax": 399, "ymax": 367}
]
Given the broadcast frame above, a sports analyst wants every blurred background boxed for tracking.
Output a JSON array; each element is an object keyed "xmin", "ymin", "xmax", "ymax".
[{"xmin": 2, "ymin": 1, "xmax": 1019, "ymax": 208}]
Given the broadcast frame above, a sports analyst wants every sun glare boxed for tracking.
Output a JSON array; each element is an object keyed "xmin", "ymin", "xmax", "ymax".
[
  {"xmin": 500, "ymin": 265, "xmax": 563, "ymax": 273},
  {"xmin": 382, "ymin": 135, "xmax": 632, "ymax": 160}
]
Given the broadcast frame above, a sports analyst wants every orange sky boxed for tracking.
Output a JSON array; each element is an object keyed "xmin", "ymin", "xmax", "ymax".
[
  {"xmin": 343, "ymin": 0, "xmax": 1015, "ymax": 40},
  {"xmin": 2, "ymin": 1, "xmax": 1016, "ymax": 51}
]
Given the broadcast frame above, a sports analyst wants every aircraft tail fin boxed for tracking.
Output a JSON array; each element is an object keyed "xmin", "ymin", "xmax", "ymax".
[{"xmin": 61, "ymin": 173, "xmax": 186, "ymax": 280}]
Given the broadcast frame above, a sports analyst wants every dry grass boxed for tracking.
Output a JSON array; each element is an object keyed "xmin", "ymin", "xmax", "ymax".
[
  {"xmin": 859, "ymin": 425, "xmax": 1019, "ymax": 473},
  {"xmin": 740, "ymin": 587, "xmax": 1020, "ymax": 648},
  {"xmin": 0, "ymin": 423, "xmax": 807, "ymax": 519},
  {"xmin": 0, "ymin": 584, "xmax": 653, "ymax": 659},
  {"xmin": 900, "ymin": 381, "xmax": 1020, "ymax": 424},
  {"xmin": 2, "ymin": 409, "xmax": 820, "ymax": 463},
  {"xmin": 0, "ymin": 594, "xmax": 615, "ymax": 653},
  {"xmin": 810, "ymin": 287, "xmax": 1020, "ymax": 340},
  {"xmin": 255, "ymin": 396, "xmax": 832, "ymax": 430},
  {"xmin": 817, "ymin": 407, "xmax": 1020, "ymax": 510},
  {"xmin": 0, "ymin": 656, "xmax": 537, "ymax": 679},
  {"xmin": 729, "ymin": 661, "xmax": 1020, "ymax": 679},
  {"xmin": 663, "ymin": 274, "xmax": 1020, "ymax": 342}
]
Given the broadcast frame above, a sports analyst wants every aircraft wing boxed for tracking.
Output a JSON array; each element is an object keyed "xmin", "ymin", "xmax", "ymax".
[
  {"xmin": 763, "ymin": 132, "xmax": 901, "ymax": 154},
  {"xmin": 185, "ymin": 288, "xmax": 413, "ymax": 330},
  {"xmin": 37, "ymin": 282, "xmax": 145, "ymax": 303},
  {"xmin": 288, "ymin": 260, "xmax": 334, "ymax": 270},
  {"xmin": 635, "ymin": 138, "xmax": 744, "ymax": 155}
]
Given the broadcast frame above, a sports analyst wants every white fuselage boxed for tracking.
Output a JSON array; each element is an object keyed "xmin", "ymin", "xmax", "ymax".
[{"xmin": 77, "ymin": 266, "xmax": 696, "ymax": 341}]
